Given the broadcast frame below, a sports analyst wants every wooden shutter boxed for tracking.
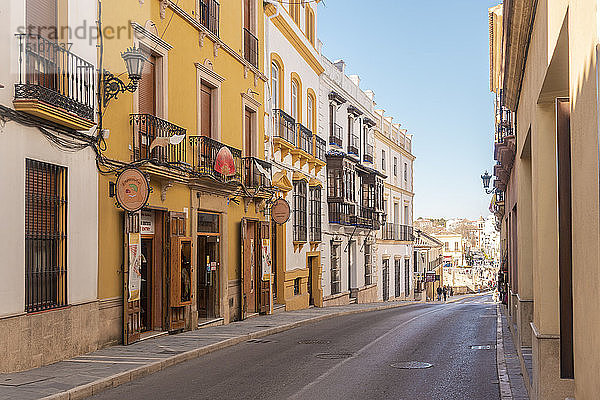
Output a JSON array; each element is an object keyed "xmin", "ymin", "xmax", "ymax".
[
  {"xmin": 200, "ymin": 83, "xmax": 212, "ymax": 137},
  {"xmin": 138, "ymin": 52, "xmax": 156, "ymax": 115},
  {"xmin": 240, "ymin": 219, "xmax": 247, "ymax": 319},
  {"xmin": 123, "ymin": 211, "xmax": 141, "ymax": 345},
  {"xmin": 244, "ymin": 0, "xmax": 251, "ymax": 30},
  {"xmin": 245, "ymin": 109, "xmax": 252, "ymax": 156},
  {"xmin": 26, "ymin": 0, "xmax": 57, "ymax": 39}
]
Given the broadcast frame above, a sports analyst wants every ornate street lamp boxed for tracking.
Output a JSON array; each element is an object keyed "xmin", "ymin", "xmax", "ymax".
[
  {"xmin": 481, "ymin": 170, "xmax": 495, "ymax": 194},
  {"xmin": 103, "ymin": 46, "xmax": 147, "ymax": 107}
]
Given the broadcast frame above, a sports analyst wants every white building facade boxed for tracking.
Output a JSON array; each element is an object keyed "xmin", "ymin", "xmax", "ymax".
[
  {"xmin": 264, "ymin": 0, "xmax": 327, "ymax": 310},
  {"xmin": 0, "ymin": 0, "xmax": 98, "ymax": 372},
  {"xmin": 318, "ymin": 57, "xmax": 386, "ymax": 306},
  {"xmin": 374, "ymin": 110, "xmax": 416, "ymax": 301}
]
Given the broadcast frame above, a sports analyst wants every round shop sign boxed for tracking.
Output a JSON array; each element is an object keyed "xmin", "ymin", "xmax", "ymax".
[
  {"xmin": 271, "ymin": 198, "xmax": 291, "ymax": 225},
  {"xmin": 115, "ymin": 168, "xmax": 150, "ymax": 212}
]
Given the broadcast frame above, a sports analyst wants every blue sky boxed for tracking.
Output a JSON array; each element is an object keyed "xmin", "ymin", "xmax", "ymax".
[{"xmin": 317, "ymin": 0, "xmax": 500, "ymax": 219}]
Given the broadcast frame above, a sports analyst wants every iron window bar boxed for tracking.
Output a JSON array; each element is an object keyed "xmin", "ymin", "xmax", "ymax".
[
  {"xmin": 314, "ymin": 135, "xmax": 326, "ymax": 161},
  {"xmin": 297, "ymin": 122, "xmax": 313, "ymax": 154},
  {"xmin": 243, "ymin": 156, "xmax": 272, "ymax": 188},
  {"xmin": 329, "ymin": 122, "xmax": 343, "ymax": 147},
  {"xmin": 199, "ymin": 0, "xmax": 220, "ymax": 37},
  {"xmin": 189, "ymin": 135, "xmax": 242, "ymax": 183}
]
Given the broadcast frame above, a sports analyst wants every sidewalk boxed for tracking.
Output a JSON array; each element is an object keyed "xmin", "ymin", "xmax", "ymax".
[
  {"xmin": 496, "ymin": 304, "xmax": 529, "ymax": 400},
  {"xmin": 0, "ymin": 300, "xmax": 416, "ymax": 400}
]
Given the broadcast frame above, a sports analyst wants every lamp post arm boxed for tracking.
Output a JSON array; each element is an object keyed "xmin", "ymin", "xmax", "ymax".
[{"xmin": 103, "ymin": 70, "xmax": 139, "ymax": 107}]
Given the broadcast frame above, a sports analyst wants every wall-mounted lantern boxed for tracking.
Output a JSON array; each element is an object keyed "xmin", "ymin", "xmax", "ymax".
[{"xmin": 103, "ymin": 47, "xmax": 147, "ymax": 107}]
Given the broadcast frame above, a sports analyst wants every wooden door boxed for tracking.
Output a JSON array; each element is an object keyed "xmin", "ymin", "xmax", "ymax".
[
  {"xmin": 168, "ymin": 212, "xmax": 188, "ymax": 331},
  {"xmin": 123, "ymin": 211, "xmax": 141, "ymax": 345},
  {"xmin": 200, "ymin": 83, "xmax": 212, "ymax": 138},
  {"xmin": 245, "ymin": 109, "xmax": 253, "ymax": 157},
  {"xmin": 382, "ymin": 259, "xmax": 389, "ymax": 301},
  {"xmin": 308, "ymin": 257, "xmax": 314, "ymax": 306},
  {"xmin": 197, "ymin": 236, "xmax": 208, "ymax": 318},
  {"xmin": 138, "ymin": 52, "xmax": 156, "ymax": 115},
  {"xmin": 242, "ymin": 220, "xmax": 256, "ymax": 314},
  {"xmin": 259, "ymin": 222, "xmax": 270, "ymax": 314}
]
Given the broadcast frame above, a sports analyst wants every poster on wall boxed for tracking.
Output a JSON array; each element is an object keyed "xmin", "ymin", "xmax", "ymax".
[
  {"xmin": 261, "ymin": 238, "xmax": 271, "ymax": 280},
  {"xmin": 128, "ymin": 232, "xmax": 142, "ymax": 302}
]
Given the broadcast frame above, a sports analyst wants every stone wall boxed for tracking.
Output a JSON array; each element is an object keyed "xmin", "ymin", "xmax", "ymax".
[
  {"xmin": 323, "ymin": 291, "xmax": 350, "ymax": 307},
  {"xmin": 353, "ymin": 285, "xmax": 378, "ymax": 304}
]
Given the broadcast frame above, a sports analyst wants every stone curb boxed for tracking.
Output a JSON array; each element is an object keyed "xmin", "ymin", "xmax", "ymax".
[
  {"xmin": 39, "ymin": 301, "xmax": 416, "ymax": 400},
  {"xmin": 496, "ymin": 304, "xmax": 513, "ymax": 400}
]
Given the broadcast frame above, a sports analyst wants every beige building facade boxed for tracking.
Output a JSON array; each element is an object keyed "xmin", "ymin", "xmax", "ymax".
[{"xmin": 489, "ymin": 1, "xmax": 600, "ymax": 398}]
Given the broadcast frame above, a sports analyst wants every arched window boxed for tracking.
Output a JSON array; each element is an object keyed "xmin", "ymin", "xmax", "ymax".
[
  {"xmin": 305, "ymin": 6, "xmax": 315, "ymax": 46},
  {"xmin": 307, "ymin": 95, "xmax": 313, "ymax": 131},
  {"xmin": 291, "ymin": 80, "xmax": 298, "ymax": 120},
  {"xmin": 271, "ymin": 62, "xmax": 279, "ymax": 110}
]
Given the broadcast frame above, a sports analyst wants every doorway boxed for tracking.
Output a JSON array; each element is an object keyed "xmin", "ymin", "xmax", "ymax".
[
  {"xmin": 383, "ymin": 259, "xmax": 390, "ymax": 301},
  {"xmin": 197, "ymin": 236, "xmax": 219, "ymax": 319},
  {"xmin": 307, "ymin": 256, "xmax": 317, "ymax": 306},
  {"xmin": 348, "ymin": 241, "xmax": 355, "ymax": 294},
  {"xmin": 140, "ymin": 238, "xmax": 153, "ymax": 332}
]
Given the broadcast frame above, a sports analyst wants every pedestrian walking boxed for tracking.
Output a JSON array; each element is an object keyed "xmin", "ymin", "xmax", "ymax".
[
  {"xmin": 450, "ymin": 287, "xmax": 453, "ymax": 297},
  {"xmin": 443, "ymin": 286, "xmax": 447, "ymax": 302},
  {"xmin": 437, "ymin": 286, "xmax": 442, "ymax": 301}
]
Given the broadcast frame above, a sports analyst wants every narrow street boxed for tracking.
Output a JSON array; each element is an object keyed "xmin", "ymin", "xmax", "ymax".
[{"xmin": 91, "ymin": 295, "xmax": 499, "ymax": 400}]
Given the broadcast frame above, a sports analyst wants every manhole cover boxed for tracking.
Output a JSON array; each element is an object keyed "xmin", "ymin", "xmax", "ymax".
[
  {"xmin": 470, "ymin": 345, "xmax": 496, "ymax": 350},
  {"xmin": 299, "ymin": 340, "xmax": 331, "ymax": 345},
  {"xmin": 390, "ymin": 361, "xmax": 433, "ymax": 369},
  {"xmin": 247, "ymin": 339, "xmax": 275, "ymax": 344},
  {"xmin": 315, "ymin": 353, "xmax": 352, "ymax": 360}
]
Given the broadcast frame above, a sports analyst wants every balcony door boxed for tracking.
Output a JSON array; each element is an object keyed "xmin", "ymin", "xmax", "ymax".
[
  {"xmin": 27, "ymin": 0, "xmax": 57, "ymax": 40},
  {"xmin": 245, "ymin": 108, "xmax": 253, "ymax": 157},
  {"xmin": 200, "ymin": 82, "xmax": 212, "ymax": 138},
  {"xmin": 138, "ymin": 52, "xmax": 157, "ymax": 159},
  {"xmin": 26, "ymin": 0, "xmax": 58, "ymax": 89}
]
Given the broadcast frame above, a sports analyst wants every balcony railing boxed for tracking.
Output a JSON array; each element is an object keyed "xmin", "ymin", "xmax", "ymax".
[
  {"xmin": 364, "ymin": 143, "xmax": 374, "ymax": 163},
  {"xmin": 328, "ymin": 202, "xmax": 381, "ymax": 230},
  {"xmin": 243, "ymin": 28, "xmax": 258, "ymax": 68},
  {"xmin": 199, "ymin": 0, "xmax": 220, "ymax": 36},
  {"xmin": 15, "ymin": 34, "xmax": 95, "ymax": 122},
  {"xmin": 190, "ymin": 136, "xmax": 242, "ymax": 183},
  {"xmin": 273, "ymin": 109, "xmax": 296, "ymax": 145},
  {"xmin": 243, "ymin": 156, "xmax": 272, "ymax": 188},
  {"xmin": 314, "ymin": 135, "xmax": 326, "ymax": 161},
  {"xmin": 329, "ymin": 122, "xmax": 343, "ymax": 147},
  {"xmin": 348, "ymin": 134, "xmax": 360, "ymax": 156},
  {"xmin": 297, "ymin": 123, "xmax": 313, "ymax": 154},
  {"xmin": 130, "ymin": 114, "xmax": 187, "ymax": 164},
  {"xmin": 382, "ymin": 223, "xmax": 414, "ymax": 241}
]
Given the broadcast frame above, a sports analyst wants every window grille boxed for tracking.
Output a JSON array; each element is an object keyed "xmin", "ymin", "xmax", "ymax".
[
  {"xmin": 331, "ymin": 243, "xmax": 341, "ymax": 294},
  {"xmin": 395, "ymin": 259, "xmax": 402, "ymax": 298},
  {"xmin": 310, "ymin": 186, "xmax": 322, "ymax": 242},
  {"xmin": 364, "ymin": 244, "xmax": 373, "ymax": 285},
  {"xmin": 294, "ymin": 278, "xmax": 301, "ymax": 295},
  {"xmin": 381, "ymin": 150, "xmax": 386, "ymax": 171},
  {"xmin": 293, "ymin": 180, "xmax": 307, "ymax": 242},
  {"xmin": 405, "ymin": 259, "xmax": 411, "ymax": 295},
  {"xmin": 25, "ymin": 159, "xmax": 67, "ymax": 312}
]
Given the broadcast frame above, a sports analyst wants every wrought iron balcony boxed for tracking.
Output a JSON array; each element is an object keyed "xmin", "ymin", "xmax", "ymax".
[
  {"xmin": 273, "ymin": 109, "xmax": 296, "ymax": 146},
  {"xmin": 14, "ymin": 34, "xmax": 95, "ymax": 126},
  {"xmin": 348, "ymin": 133, "xmax": 360, "ymax": 156},
  {"xmin": 297, "ymin": 123, "xmax": 313, "ymax": 154},
  {"xmin": 329, "ymin": 122, "xmax": 343, "ymax": 147},
  {"xmin": 382, "ymin": 223, "xmax": 414, "ymax": 241},
  {"xmin": 243, "ymin": 28, "xmax": 258, "ymax": 68},
  {"xmin": 199, "ymin": 0, "xmax": 220, "ymax": 36},
  {"xmin": 130, "ymin": 114, "xmax": 187, "ymax": 164},
  {"xmin": 189, "ymin": 136, "xmax": 242, "ymax": 183},
  {"xmin": 243, "ymin": 156, "xmax": 272, "ymax": 189},
  {"xmin": 364, "ymin": 143, "xmax": 374, "ymax": 163},
  {"xmin": 328, "ymin": 202, "xmax": 381, "ymax": 230},
  {"xmin": 314, "ymin": 135, "xmax": 326, "ymax": 162}
]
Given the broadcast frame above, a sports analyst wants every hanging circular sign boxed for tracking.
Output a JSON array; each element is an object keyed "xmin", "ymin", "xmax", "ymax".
[
  {"xmin": 271, "ymin": 198, "xmax": 291, "ymax": 225},
  {"xmin": 115, "ymin": 167, "xmax": 150, "ymax": 212}
]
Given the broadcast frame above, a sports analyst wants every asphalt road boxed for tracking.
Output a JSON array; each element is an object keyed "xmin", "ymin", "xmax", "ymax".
[{"xmin": 91, "ymin": 295, "xmax": 499, "ymax": 400}]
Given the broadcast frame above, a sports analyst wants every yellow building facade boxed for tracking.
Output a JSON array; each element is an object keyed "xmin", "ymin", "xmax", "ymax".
[{"xmin": 98, "ymin": 0, "xmax": 271, "ymax": 346}]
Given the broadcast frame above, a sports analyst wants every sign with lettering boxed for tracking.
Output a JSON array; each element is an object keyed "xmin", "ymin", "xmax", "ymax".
[{"xmin": 116, "ymin": 168, "xmax": 150, "ymax": 212}]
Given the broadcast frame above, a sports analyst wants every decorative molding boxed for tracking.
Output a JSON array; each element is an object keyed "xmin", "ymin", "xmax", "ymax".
[
  {"xmin": 213, "ymin": 42, "xmax": 221, "ymax": 57},
  {"xmin": 161, "ymin": 181, "xmax": 173, "ymax": 201},
  {"xmin": 199, "ymin": 31, "xmax": 206, "ymax": 47},
  {"xmin": 131, "ymin": 22, "xmax": 173, "ymax": 51},
  {"xmin": 195, "ymin": 62, "xmax": 226, "ymax": 83},
  {"xmin": 160, "ymin": 0, "xmax": 168, "ymax": 19},
  {"xmin": 241, "ymin": 91, "xmax": 261, "ymax": 109}
]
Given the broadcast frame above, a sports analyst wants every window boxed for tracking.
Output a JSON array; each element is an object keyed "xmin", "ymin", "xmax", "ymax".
[
  {"xmin": 405, "ymin": 259, "xmax": 411, "ymax": 295},
  {"xmin": 198, "ymin": 0, "xmax": 220, "ymax": 36},
  {"xmin": 404, "ymin": 162, "xmax": 408, "ymax": 181},
  {"xmin": 294, "ymin": 277, "xmax": 301, "ymax": 295},
  {"xmin": 364, "ymin": 244, "xmax": 373, "ymax": 285},
  {"xmin": 309, "ymin": 186, "xmax": 322, "ymax": 242},
  {"xmin": 293, "ymin": 180, "xmax": 307, "ymax": 242},
  {"xmin": 395, "ymin": 259, "xmax": 402, "ymax": 297},
  {"xmin": 25, "ymin": 159, "xmax": 67, "ymax": 312},
  {"xmin": 445, "ymin": 242, "xmax": 449, "ymax": 251},
  {"xmin": 393, "ymin": 157, "xmax": 398, "ymax": 176},
  {"xmin": 381, "ymin": 150, "xmax": 386, "ymax": 170},
  {"xmin": 455, "ymin": 242, "xmax": 459, "ymax": 252},
  {"xmin": 291, "ymin": 80, "xmax": 298, "ymax": 120},
  {"xmin": 305, "ymin": 6, "xmax": 315, "ymax": 45},
  {"xmin": 307, "ymin": 94, "xmax": 313, "ymax": 131},
  {"xmin": 271, "ymin": 62, "xmax": 279, "ymax": 109},
  {"xmin": 331, "ymin": 242, "xmax": 341, "ymax": 294},
  {"xmin": 289, "ymin": 2, "xmax": 300, "ymax": 25}
]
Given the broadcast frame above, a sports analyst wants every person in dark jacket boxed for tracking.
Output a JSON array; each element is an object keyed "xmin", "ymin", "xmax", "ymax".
[
  {"xmin": 443, "ymin": 286, "xmax": 447, "ymax": 302},
  {"xmin": 437, "ymin": 286, "xmax": 442, "ymax": 301}
]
